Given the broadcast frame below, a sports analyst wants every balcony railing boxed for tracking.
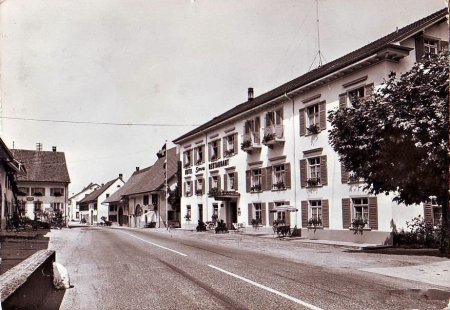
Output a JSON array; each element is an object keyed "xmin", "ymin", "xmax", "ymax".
[
  {"xmin": 241, "ymin": 133, "xmax": 261, "ymax": 153},
  {"xmin": 262, "ymin": 125, "xmax": 284, "ymax": 147}
]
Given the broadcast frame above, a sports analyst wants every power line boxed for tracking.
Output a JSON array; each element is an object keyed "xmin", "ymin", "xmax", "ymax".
[{"xmin": 1, "ymin": 116, "xmax": 200, "ymax": 127}]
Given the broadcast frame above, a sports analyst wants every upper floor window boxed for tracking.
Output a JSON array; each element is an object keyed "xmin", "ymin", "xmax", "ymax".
[
  {"xmin": 183, "ymin": 150, "xmax": 192, "ymax": 168},
  {"xmin": 301, "ymin": 154, "xmax": 327, "ymax": 188},
  {"xmin": 243, "ymin": 117, "xmax": 261, "ymax": 145},
  {"xmin": 227, "ymin": 172, "xmax": 236, "ymax": 191},
  {"xmin": 50, "ymin": 188, "xmax": 64, "ymax": 197},
  {"xmin": 32, "ymin": 187, "xmax": 45, "ymax": 196},
  {"xmin": 143, "ymin": 195, "xmax": 149, "ymax": 205},
  {"xmin": 184, "ymin": 180, "xmax": 192, "ymax": 197},
  {"xmin": 211, "ymin": 175, "xmax": 219, "ymax": 189},
  {"xmin": 196, "ymin": 178, "xmax": 204, "ymax": 195},
  {"xmin": 251, "ymin": 169, "xmax": 262, "ymax": 192},
  {"xmin": 18, "ymin": 187, "xmax": 30, "ymax": 196},
  {"xmin": 195, "ymin": 145, "xmax": 204, "ymax": 165},
  {"xmin": 224, "ymin": 134, "xmax": 237, "ymax": 157},
  {"xmin": 348, "ymin": 87, "xmax": 365, "ymax": 105},
  {"xmin": 424, "ymin": 39, "xmax": 438, "ymax": 56},
  {"xmin": 209, "ymin": 140, "xmax": 220, "ymax": 161},
  {"xmin": 272, "ymin": 164, "xmax": 286, "ymax": 190}
]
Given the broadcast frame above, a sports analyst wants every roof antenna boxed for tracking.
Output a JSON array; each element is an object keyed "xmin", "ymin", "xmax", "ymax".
[{"xmin": 308, "ymin": 0, "xmax": 327, "ymax": 71}]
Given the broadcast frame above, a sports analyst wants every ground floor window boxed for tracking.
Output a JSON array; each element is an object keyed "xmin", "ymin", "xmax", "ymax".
[
  {"xmin": 309, "ymin": 200, "xmax": 322, "ymax": 225},
  {"xmin": 186, "ymin": 205, "xmax": 191, "ymax": 221},
  {"xmin": 76, "ymin": 212, "xmax": 79, "ymax": 219},
  {"xmin": 352, "ymin": 198, "xmax": 369, "ymax": 227},
  {"xmin": 254, "ymin": 203, "xmax": 262, "ymax": 224}
]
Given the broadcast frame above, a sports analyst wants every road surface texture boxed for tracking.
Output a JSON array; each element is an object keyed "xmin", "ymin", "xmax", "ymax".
[{"xmin": 48, "ymin": 227, "xmax": 450, "ymax": 309}]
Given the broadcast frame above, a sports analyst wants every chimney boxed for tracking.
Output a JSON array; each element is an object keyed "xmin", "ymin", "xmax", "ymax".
[
  {"xmin": 52, "ymin": 146, "xmax": 57, "ymax": 152},
  {"xmin": 136, "ymin": 167, "xmax": 140, "ymax": 171},
  {"xmin": 36, "ymin": 143, "xmax": 43, "ymax": 151},
  {"xmin": 248, "ymin": 87, "xmax": 254, "ymax": 101},
  {"xmin": 119, "ymin": 173, "xmax": 123, "ymax": 180}
]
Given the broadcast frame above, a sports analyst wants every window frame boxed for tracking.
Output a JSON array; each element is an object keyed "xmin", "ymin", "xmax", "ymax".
[
  {"xmin": 348, "ymin": 86, "xmax": 365, "ymax": 105},
  {"xmin": 352, "ymin": 197, "xmax": 369, "ymax": 228},
  {"xmin": 31, "ymin": 187, "xmax": 46, "ymax": 196},
  {"xmin": 254, "ymin": 203, "xmax": 262, "ymax": 224},
  {"xmin": 307, "ymin": 157, "xmax": 321, "ymax": 185},
  {"xmin": 272, "ymin": 164, "xmax": 286, "ymax": 190},
  {"xmin": 309, "ymin": 200, "xmax": 322, "ymax": 224},
  {"xmin": 251, "ymin": 168, "xmax": 262, "ymax": 192},
  {"xmin": 196, "ymin": 145, "xmax": 204, "ymax": 164}
]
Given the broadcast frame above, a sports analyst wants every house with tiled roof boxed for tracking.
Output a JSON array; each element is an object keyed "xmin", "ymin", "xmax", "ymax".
[
  {"xmin": 0, "ymin": 138, "xmax": 25, "ymax": 230},
  {"xmin": 173, "ymin": 9, "xmax": 448, "ymax": 243},
  {"xmin": 78, "ymin": 175, "xmax": 124, "ymax": 225},
  {"xmin": 12, "ymin": 146, "xmax": 71, "ymax": 222},
  {"xmin": 67, "ymin": 182, "xmax": 100, "ymax": 222},
  {"xmin": 103, "ymin": 147, "xmax": 180, "ymax": 228}
]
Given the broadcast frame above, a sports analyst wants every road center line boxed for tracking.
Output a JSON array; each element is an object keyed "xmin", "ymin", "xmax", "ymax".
[
  {"xmin": 120, "ymin": 231, "xmax": 187, "ymax": 257},
  {"xmin": 208, "ymin": 264, "xmax": 323, "ymax": 310}
]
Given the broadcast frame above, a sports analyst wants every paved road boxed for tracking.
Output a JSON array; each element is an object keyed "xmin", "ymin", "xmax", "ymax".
[{"xmin": 48, "ymin": 227, "xmax": 449, "ymax": 309}]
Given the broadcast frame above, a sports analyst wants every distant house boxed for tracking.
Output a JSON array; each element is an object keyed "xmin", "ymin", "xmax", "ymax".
[
  {"xmin": 0, "ymin": 138, "xmax": 25, "ymax": 229},
  {"xmin": 68, "ymin": 182, "xmax": 100, "ymax": 222},
  {"xmin": 103, "ymin": 147, "xmax": 180, "ymax": 228},
  {"xmin": 12, "ymin": 146, "xmax": 71, "ymax": 222},
  {"xmin": 79, "ymin": 175, "xmax": 124, "ymax": 225}
]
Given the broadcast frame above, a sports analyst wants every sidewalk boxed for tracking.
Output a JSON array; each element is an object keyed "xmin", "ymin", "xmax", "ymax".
[{"xmin": 124, "ymin": 226, "xmax": 450, "ymax": 289}]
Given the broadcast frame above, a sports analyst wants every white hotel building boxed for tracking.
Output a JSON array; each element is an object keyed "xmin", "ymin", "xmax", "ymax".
[{"xmin": 173, "ymin": 9, "xmax": 448, "ymax": 244}]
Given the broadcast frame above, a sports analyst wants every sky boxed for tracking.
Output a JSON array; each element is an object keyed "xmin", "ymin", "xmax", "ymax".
[{"xmin": 0, "ymin": 0, "xmax": 447, "ymax": 196}]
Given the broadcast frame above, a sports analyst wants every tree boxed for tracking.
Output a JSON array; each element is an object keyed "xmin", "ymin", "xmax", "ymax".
[{"xmin": 328, "ymin": 52, "xmax": 449, "ymax": 255}]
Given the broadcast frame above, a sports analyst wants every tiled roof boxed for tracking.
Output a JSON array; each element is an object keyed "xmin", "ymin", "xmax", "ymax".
[
  {"xmin": 102, "ymin": 147, "xmax": 178, "ymax": 203},
  {"xmin": 79, "ymin": 178, "xmax": 120, "ymax": 204},
  {"xmin": 12, "ymin": 149, "xmax": 71, "ymax": 183},
  {"xmin": 68, "ymin": 182, "xmax": 100, "ymax": 200},
  {"xmin": 102, "ymin": 166, "xmax": 152, "ymax": 204},
  {"xmin": 173, "ymin": 8, "xmax": 447, "ymax": 143}
]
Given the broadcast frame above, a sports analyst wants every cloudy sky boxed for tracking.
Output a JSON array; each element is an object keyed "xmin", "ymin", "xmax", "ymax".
[{"xmin": 0, "ymin": 0, "xmax": 446, "ymax": 195}]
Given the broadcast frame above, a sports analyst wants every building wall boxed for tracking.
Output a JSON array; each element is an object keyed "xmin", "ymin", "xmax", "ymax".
[
  {"xmin": 0, "ymin": 166, "xmax": 17, "ymax": 229},
  {"xmin": 177, "ymin": 21, "xmax": 448, "ymax": 242},
  {"xmin": 68, "ymin": 185, "xmax": 100, "ymax": 222},
  {"xmin": 16, "ymin": 181, "xmax": 69, "ymax": 221}
]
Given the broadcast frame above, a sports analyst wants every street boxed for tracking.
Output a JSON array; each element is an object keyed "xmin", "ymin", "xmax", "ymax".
[{"xmin": 48, "ymin": 227, "xmax": 449, "ymax": 310}]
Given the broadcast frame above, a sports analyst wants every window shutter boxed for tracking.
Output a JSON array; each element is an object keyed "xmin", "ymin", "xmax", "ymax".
[
  {"xmin": 268, "ymin": 202, "xmax": 274, "ymax": 226},
  {"xmin": 341, "ymin": 161, "xmax": 349, "ymax": 183},
  {"xmin": 201, "ymin": 145, "xmax": 205, "ymax": 163},
  {"xmin": 266, "ymin": 166, "xmax": 273, "ymax": 191},
  {"xmin": 248, "ymin": 203, "xmax": 253, "ymax": 225},
  {"xmin": 183, "ymin": 182, "xmax": 187, "ymax": 197},
  {"xmin": 319, "ymin": 102, "xmax": 326, "ymax": 131},
  {"xmin": 339, "ymin": 93, "xmax": 347, "ymax": 109},
  {"xmin": 342, "ymin": 198, "xmax": 351, "ymax": 229},
  {"xmin": 223, "ymin": 138, "xmax": 227, "ymax": 157},
  {"xmin": 217, "ymin": 176, "xmax": 221, "ymax": 191},
  {"xmin": 261, "ymin": 203, "xmax": 267, "ymax": 226},
  {"xmin": 261, "ymin": 168, "xmax": 266, "ymax": 191},
  {"xmin": 322, "ymin": 199, "xmax": 329, "ymax": 228},
  {"xmin": 234, "ymin": 133, "xmax": 238, "ymax": 154},
  {"xmin": 301, "ymin": 201, "xmax": 308, "ymax": 227},
  {"xmin": 300, "ymin": 159, "xmax": 307, "ymax": 188},
  {"xmin": 217, "ymin": 141, "xmax": 221, "ymax": 160},
  {"xmin": 284, "ymin": 163, "xmax": 291, "ymax": 188},
  {"xmin": 223, "ymin": 174, "xmax": 227, "ymax": 192},
  {"xmin": 320, "ymin": 155, "xmax": 328, "ymax": 186},
  {"xmin": 234, "ymin": 172, "xmax": 238, "ymax": 191},
  {"xmin": 254, "ymin": 117, "xmax": 261, "ymax": 143},
  {"xmin": 415, "ymin": 35, "xmax": 425, "ymax": 62},
  {"xmin": 209, "ymin": 177, "xmax": 212, "ymax": 192},
  {"xmin": 424, "ymin": 201, "xmax": 433, "ymax": 224},
  {"xmin": 284, "ymin": 201, "xmax": 290, "ymax": 225},
  {"xmin": 201, "ymin": 180, "xmax": 205, "ymax": 194},
  {"xmin": 265, "ymin": 112, "xmax": 271, "ymax": 127},
  {"xmin": 440, "ymin": 41, "xmax": 449, "ymax": 52},
  {"xmin": 189, "ymin": 181, "xmax": 193, "ymax": 196},
  {"xmin": 299, "ymin": 108, "xmax": 306, "ymax": 136},
  {"xmin": 276, "ymin": 108, "xmax": 283, "ymax": 125},
  {"xmin": 194, "ymin": 149, "xmax": 198, "ymax": 165},
  {"xmin": 208, "ymin": 142, "xmax": 212, "ymax": 161},
  {"xmin": 195, "ymin": 180, "xmax": 197, "ymax": 193},
  {"xmin": 368, "ymin": 197, "xmax": 378, "ymax": 230},
  {"xmin": 246, "ymin": 170, "xmax": 251, "ymax": 193}
]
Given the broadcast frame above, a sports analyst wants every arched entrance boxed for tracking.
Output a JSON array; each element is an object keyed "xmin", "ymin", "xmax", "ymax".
[{"xmin": 118, "ymin": 207, "xmax": 123, "ymax": 226}]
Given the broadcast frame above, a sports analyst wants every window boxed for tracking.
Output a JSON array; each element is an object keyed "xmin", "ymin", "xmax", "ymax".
[
  {"xmin": 348, "ymin": 87, "xmax": 364, "ymax": 105},
  {"xmin": 424, "ymin": 39, "xmax": 438, "ymax": 56},
  {"xmin": 352, "ymin": 198, "xmax": 369, "ymax": 227},
  {"xmin": 185, "ymin": 181, "xmax": 192, "ymax": 196},
  {"xmin": 18, "ymin": 187, "xmax": 30, "ymax": 196},
  {"xmin": 209, "ymin": 140, "xmax": 220, "ymax": 161},
  {"xmin": 186, "ymin": 205, "xmax": 191, "ymax": 220},
  {"xmin": 251, "ymin": 169, "xmax": 262, "ymax": 192},
  {"xmin": 143, "ymin": 195, "xmax": 149, "ymax": 205},
  {"xmin": 307, "ymin": 104, "xmax": 319, "ymax": 127},
  {"xmin": 211, "ymin": 175, "xmax": 218, "ymax": 189},
  {"xmin": 34, "ymin": 201, "xmax": 42, "ymax": 212},
  {"xmin": 224, "ymin": 134, "xmax": 236, "ymax": 157},
  {"xmin": 430, "ymin": 197, "xmax": 442, "ymax": 227},
  {"xmin": 50, "ymin": 188, "xmax": 64, "ymax": 196},
  {"xmin": 213, "ymin": 204, "xmax": 219, "ymax": 221},
  {"xmin": 264, "ymin": 109, "xmax": 283, "ymax": 141},
  {"xmin": 76, "ymin": 212, "xmax": 79, "ymax": 219},
  {"xmin": 243, "ymin": 117, "xmax": 261, "ymax": 145},
  {"xmin": 196, "ymin": 145, "xmax": 204, "ymax": 165},
  {"xmin": 254, "ymin": 203, "xmax": 262, "ymax": 224},
  {"xmin": 196, "ymin": 179, "xmax": 203, "ymax": 195},
  {"xmin": 309, "ymin": 200, "xmax": 322, "ymax": 223},
  {"xmin": 275, "ymin": 201, "xmax": 286, "ymax": 223},
  {"xmin": 227, "ymin": 173, "xmax": 235, "ymax": 191},
  {"xmin": 32, "ymin": 187, "xmax": 45, "ymax": 196},
  {"xmin": 272, "ymin": 164, "xmax": 286, "ymax": 190},
  {"xmin": 51, "ymin": 203, "xmax": 62, "ymax": 211},
  {"xmin": 184, "ymin": 150, "xmax": 192, "ymax": 168},
  {"xmin": 307, "ymin": 157, "xmax": 321, "ymax": 186}
]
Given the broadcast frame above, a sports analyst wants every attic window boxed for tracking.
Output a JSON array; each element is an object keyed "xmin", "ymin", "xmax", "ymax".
[{"xmin": 424, "ymin": 39, "xmax": 438, "ymax": 56}]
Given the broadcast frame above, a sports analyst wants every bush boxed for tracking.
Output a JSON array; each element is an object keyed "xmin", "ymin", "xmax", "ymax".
[{"xmin": 393, "ymin": 215, "xmax": 440, "ymax": 248}]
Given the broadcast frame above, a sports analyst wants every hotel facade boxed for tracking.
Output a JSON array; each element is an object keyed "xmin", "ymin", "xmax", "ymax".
[{"xmin": 173, "ymin": 9, "xmax": 448, "ymax": 244}]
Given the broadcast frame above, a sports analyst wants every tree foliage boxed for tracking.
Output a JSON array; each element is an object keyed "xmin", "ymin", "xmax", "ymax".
[{"xmin": 329, "ymin": 52, "xmax": 448, "ymax": 205}]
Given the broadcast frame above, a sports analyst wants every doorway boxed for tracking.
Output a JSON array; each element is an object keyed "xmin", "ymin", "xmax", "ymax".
[
  {"xmin": 228, "ymin": 202, "xmax": 237, "ymax": 229},
  {"xmin": 198, "ymin": 204, "xmax": 203, "ymax": 222},
  {"xmin": 118, "ymin": 207, "xmax": 123, "ymax": 226}
]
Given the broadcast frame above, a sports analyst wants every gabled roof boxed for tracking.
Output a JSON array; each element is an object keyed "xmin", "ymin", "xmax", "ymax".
[
  {"xmin": 173, "ymin": 8, "xmax": 448, "ymax": 143},
  {"xmin": 68, "ymin": 182, "xmax": 100, "ymax": 200},
  {"xmin": 79, "ymin": 177, "xmax": 121, "ymax": 204},
  {"xmin": 12, "ymin": 149, "xmax": 71, "ymax": 183},
  {"xmin": 102, "ymin": 166, "xmax": 152, "ymax": 204},
  {"xmin": 102, "ymin": 147, "xmax": 178, "ymax": 203}
]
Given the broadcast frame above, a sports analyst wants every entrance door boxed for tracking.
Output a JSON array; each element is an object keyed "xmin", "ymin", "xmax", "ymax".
[
  {"xmin": 198, "ymin": 204, "xmax": 203, "ymax": 222},
  {"xmin": 118, "ymin": 207, "xmax": 123, "ymax": 226},
  {"xmin": 229, "ymin": 202, "xmax": 237, "ymax": 229},
  {"xmin": 90, "ymin": 210, "xmax": 93, "ymax": 225}
]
